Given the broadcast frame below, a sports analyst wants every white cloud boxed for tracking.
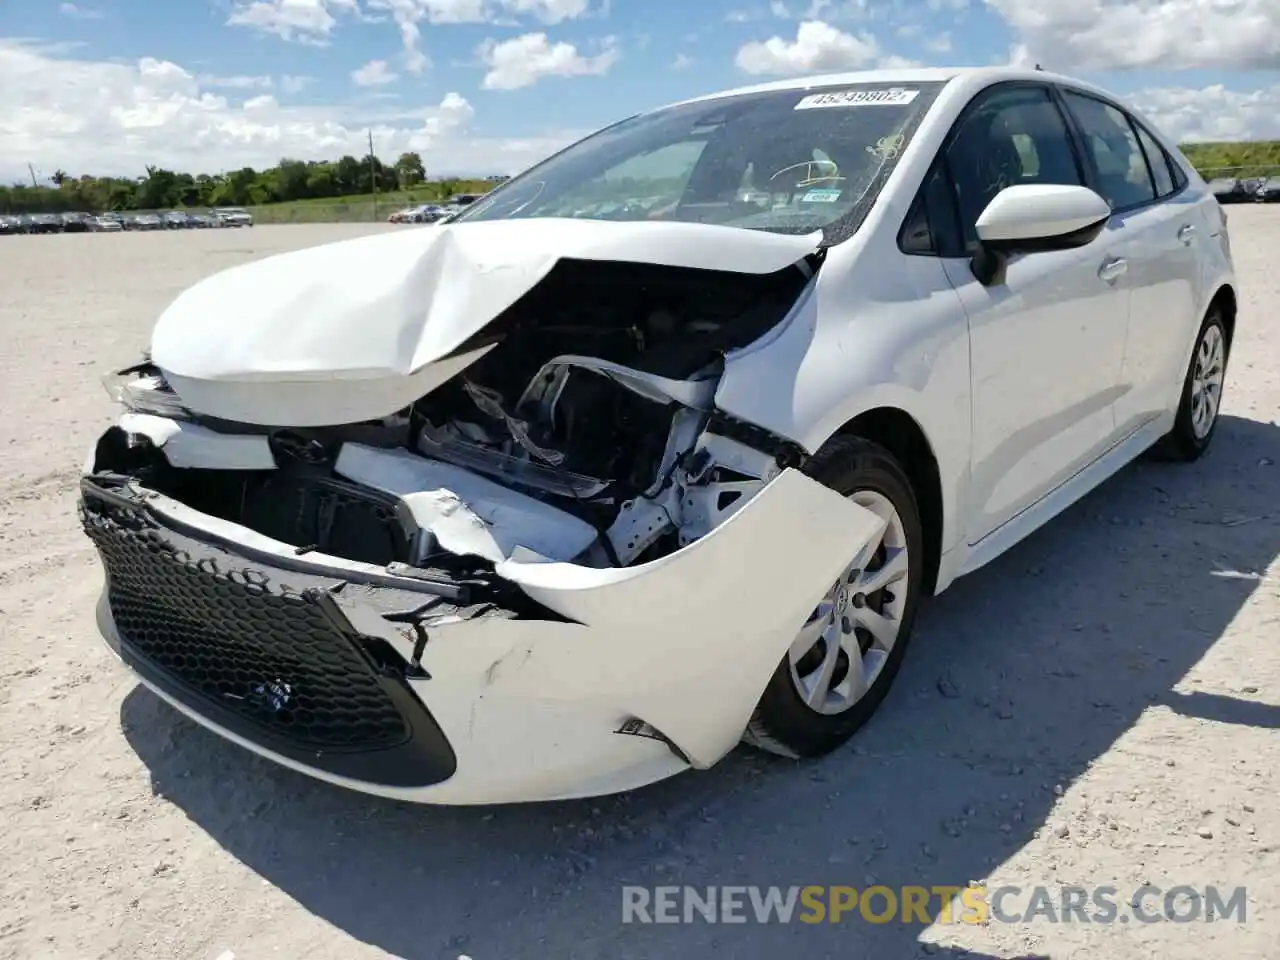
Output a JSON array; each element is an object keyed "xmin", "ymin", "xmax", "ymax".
[
  {"xmin": 198, "ymin": 74, "xmax": 275, "ymax": 90},
  {"xmin": 58, "ymin": 2, "xmax": 105, "ymax": 19},
  {"xmin": 351, "ymin": 59, "xmax": 399, "ymax": 85},
  {"xmin": 735, "ymin": 19, "xmax": 879, "ymax": 74},
  {"xmin": 671, "ymin": 52, "xmax": 694, "ymax": 70},
  {"xmin": 226, "ymin": 0, "xmax": 360, "ymax": 44},
  {"xmin": 280, "ymin": 74, "xmax": 316, "ymax": 93},
  {"xmin": 478, "ymin": 32, "xmax": 619, "ymax": 89},
  {"xmin": 357, "ymin": 0, "xmax": 597, "ymax": 74},
  {"xmin": 501, "ymin": 0, "xmax": 593, "ymax": 23},
  {"xmin": 0, "ymin": 40, "xmax": 581, "ymax": 180},
  {"xmin": 1133, "ymin": 83, "xmax": 1280, "ymax": 142},
  {"xmin": 988, "ymin": 0, "xmax": 1280, "ymax": 70}
]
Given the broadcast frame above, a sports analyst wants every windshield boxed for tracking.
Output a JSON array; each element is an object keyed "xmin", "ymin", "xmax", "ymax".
[{"xmin": 455, "ymin": 81, "xmax": 943, "ymax": 243}]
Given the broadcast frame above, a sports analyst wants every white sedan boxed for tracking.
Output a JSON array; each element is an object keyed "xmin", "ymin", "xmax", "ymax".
[{"xmin": 81, "ymin": 65, "xmax": 1234, "ymax": 805}]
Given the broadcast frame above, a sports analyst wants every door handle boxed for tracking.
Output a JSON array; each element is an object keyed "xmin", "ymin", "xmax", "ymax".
[
  {"xmin": 1178, "ymin": 224, "xmax": 1196, "ymax": 244},
  {"xmin": 1098, "ymin": 257, "xmax": 1128, "ymax": 282}
]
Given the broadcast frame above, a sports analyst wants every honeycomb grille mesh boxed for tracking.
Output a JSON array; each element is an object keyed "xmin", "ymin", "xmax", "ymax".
[{"xmin": 81, "ymin": 487, "xmax": 410, "ymax": 752}]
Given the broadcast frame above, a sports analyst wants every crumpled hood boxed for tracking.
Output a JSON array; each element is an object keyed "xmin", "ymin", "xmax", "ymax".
[{"xmin": 150, "ymin": 218, "xmax": 820, "ymax": 426}]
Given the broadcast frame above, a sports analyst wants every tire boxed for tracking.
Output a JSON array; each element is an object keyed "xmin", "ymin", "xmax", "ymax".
[
  {"xmin": 744, "ymin": 435, "xmax": 925, "ymax": 759},
  {"xmin": 1147, "ymin": 308, "xmax": 1229, "ymax": 462}
]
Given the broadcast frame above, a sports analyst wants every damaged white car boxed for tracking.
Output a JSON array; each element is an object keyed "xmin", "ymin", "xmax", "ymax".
[{"xmin": 81, "ymin": 66, "xmax": 1236, "ymax": 804}]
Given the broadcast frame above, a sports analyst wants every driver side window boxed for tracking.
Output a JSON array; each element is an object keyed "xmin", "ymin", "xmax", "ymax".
[{"xmin": 945, "ymin": 85, "xmax": 1085, "ymax": 251}]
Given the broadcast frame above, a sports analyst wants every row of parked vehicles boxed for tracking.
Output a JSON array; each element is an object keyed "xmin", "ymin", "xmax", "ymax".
[
  {"xmin": 0, "ymin": 207, "xmax": 254, "ymax": 235},
  {"xmin": 1208, "ymin": 175, "xmax": 1280, "ymax": 204},
  {"xmin": 386, "ymin": 194, "xmax": 483, "ymax": 224}
]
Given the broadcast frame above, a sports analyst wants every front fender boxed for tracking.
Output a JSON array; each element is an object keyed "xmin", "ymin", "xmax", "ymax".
[
  {"xmin": 454, "ymin": 468, "xmax": 889, "ymax": 768},
  {"xmin": 713, "ymin": 252, "xmax": 971, "ymax": 565}
]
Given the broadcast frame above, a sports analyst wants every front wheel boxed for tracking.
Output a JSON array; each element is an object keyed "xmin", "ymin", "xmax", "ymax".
[{"xmin": 745, "ymin": 436, "xmax": 925, "ymax": 759}]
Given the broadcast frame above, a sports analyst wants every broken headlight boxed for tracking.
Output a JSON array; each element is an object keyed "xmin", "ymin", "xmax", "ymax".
[{"xmin": 101, "ymin": 365, "xmax": 188, "ymax": 418}]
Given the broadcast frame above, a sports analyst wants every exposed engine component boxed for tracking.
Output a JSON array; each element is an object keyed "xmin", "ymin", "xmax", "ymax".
[{"xmin": 98, "ymin": 256, "xmax": 812, "ymax": 575}]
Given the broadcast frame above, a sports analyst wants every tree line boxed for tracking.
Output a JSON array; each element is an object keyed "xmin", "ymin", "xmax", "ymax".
[
  {"xmin": 0, "ymin": 152, "xmax": 500, "ymax": 214},
  {"xmin": 3, "ymin": 141, "xmax": 1278, "ymax": 215}
]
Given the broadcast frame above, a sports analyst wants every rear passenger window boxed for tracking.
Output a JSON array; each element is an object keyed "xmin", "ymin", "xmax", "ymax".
[
  {"xmin": 1060, "ymin": 91, "xmax": 1157, "ymax": 210},
  {"xmin": 1131, "ymin": 121, "xmax": 1176, "ymax": 198}
]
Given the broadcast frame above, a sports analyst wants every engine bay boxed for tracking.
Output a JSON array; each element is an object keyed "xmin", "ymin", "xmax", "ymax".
[{"xmin": 96, "ymin": 256, "xmax": 814, "ymax": 575}]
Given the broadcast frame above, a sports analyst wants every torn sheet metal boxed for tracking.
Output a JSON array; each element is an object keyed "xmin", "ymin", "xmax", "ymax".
[
  {"xmin": 333, "ymin": 443, "xmax": 599, "ymax": 563},
  {"xmin": 517, "ymin": 355, "xmax": 720, "ymax": 413},
  {"xmin": 148, "ymin": 218, "xmax": 819, "ymax": 426}
]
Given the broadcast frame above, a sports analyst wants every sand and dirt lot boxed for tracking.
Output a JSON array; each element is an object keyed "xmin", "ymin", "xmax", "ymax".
[{"xmin": 0, "ymin": 215, "xmax": 1277, "ymax": 960}]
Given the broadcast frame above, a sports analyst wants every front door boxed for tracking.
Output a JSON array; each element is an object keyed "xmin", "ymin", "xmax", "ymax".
[{"xmin": 934, "ymin": 83, "xmax": 1132, "ymax": 545}]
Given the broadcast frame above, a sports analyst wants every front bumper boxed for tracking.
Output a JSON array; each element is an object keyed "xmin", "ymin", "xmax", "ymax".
[{"xmin": 81, "ymin": 453, "xmax": 882, "ymax": 804}]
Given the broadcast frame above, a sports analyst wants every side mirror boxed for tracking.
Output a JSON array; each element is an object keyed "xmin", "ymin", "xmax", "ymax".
[{"xmin": 971, "ymin": 184, "xmax": 1112, "ymax": 285}]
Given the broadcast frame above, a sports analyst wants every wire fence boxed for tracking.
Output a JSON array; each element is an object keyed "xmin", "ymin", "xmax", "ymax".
[
  {"xmin": 9, "ymin": 167, "xmax": 1280, "ymax": 227},
  {"xmin": 1197, "ymin": 165, "xmax": 1280, "ymax": 181}
]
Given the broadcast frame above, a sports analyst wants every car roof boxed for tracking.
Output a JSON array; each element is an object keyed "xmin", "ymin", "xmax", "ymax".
[{"xmin": 660, "ymin": 65, "xmax": 1123, "ymax": 111}]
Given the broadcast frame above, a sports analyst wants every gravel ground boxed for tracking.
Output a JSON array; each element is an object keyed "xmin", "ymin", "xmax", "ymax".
[{"xmin": 0, "ymin": 215, "xmax": 1277, "ymax": 960}]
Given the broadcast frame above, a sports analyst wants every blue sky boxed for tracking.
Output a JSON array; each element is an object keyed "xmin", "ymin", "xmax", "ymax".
[{"xmin": 2, "ymin": 0, "xmax": 1278, "ymax": 179}]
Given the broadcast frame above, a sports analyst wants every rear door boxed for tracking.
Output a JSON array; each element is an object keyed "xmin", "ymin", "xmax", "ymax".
[{"xmin": 1056, "ymin": 88, "xmax": 1203, "ymax": 435}]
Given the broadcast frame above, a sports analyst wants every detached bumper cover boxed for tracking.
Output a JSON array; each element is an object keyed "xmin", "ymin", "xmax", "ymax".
[{"xmin": 82, "ymin": 463, "xmax": 885, "ymax": 804}]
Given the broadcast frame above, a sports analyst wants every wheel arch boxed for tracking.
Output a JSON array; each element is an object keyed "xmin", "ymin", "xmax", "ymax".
[
  {"xmin": 832, "ymin": 406, "xmax": 945, "ymax": 596},
  {"xmin": 1208, "ymin": 283, "xmax": 1237, "ymax": 352}
]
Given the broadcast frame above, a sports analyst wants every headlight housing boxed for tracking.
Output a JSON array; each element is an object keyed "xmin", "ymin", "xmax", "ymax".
[{"xmin": 101, "ymin": 363, "xmax": 189, "ymax": 418}]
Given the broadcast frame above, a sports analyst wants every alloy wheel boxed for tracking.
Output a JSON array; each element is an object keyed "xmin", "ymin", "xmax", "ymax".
[
  {"xmin": 1190, "ymin": 323, "xmax": 1225, "ymax": 439},
  {"xmin": 788, "ymin": 489, "xmax": 910, "ymax": 716}
]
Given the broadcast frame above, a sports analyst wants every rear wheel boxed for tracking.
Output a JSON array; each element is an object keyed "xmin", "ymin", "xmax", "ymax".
[
  {"xmin": 1148, "ymin": 308, "xmax": 1229, "ymax": 462},
  {"xmin": 745, "ymin": 436, "xmax": 925, "ymax": 758}
]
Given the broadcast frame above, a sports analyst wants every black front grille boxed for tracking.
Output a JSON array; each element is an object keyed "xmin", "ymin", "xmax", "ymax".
[{"xmin": 80, "ymin": 478, "xmax": 459, "ymax": 787}]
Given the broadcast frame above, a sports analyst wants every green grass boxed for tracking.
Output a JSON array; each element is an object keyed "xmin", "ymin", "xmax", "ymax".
[{"xmin": 1180, "ymin": 141, "xmax": 1280, "ymax": 178}]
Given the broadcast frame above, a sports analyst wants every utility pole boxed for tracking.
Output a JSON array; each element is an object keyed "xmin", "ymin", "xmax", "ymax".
[
  {"xmin": 368, "ymin": 129, "xmax": 378, "ymax": 222},
  {"xmin": 27, "ymin": 163, "xmax": 38, "ymax": 188}
]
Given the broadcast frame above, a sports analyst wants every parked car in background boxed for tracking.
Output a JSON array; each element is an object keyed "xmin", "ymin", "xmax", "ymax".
[
  {"xmin": 61, "ymin": 212, "xmax": 92, "ymax": 233},
  {"xmin": 27, "ymin": 213, "xmax": 63, "ymax": 234},
  {"xmin": 82, "ymin": 66, "xmax": 1237, "ymax": 805},
  {"xmin": 389, "ymin": 204, "xmax": 448, "ymax": 224},
  {"xmin": 87, "ymin": 215, "xmax": 123, "ymax": 232},
  {"xmin": 212, "ymin": 207, "xmax": 254, "ymax": 227},
  {"xmin": 132, "ymin": 213, "xmax": 164, "ymax": 231},
  {"xmin": 163, "ymin": 211, "xmax": 194, "ymax": 229},
  {"xmin": 190, "ymin": 214, "xmax": 215, "ymax": 228},
  {"xmin": 1208, "ymin": 178, "xmax": 1251, "ymax": 203},
  {"xmin": 1253, "ymin": 176, "xmax": 1280, "ymax": 202},
  {"xmin": 0, "ymin": 214, "xmax": 23, "ymax": 235}
]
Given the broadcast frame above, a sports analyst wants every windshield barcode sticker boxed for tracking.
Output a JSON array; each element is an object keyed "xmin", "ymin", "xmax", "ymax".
[{"xmin": 795, "ymin": 88, "xmax": 919, "ymax": 109}]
